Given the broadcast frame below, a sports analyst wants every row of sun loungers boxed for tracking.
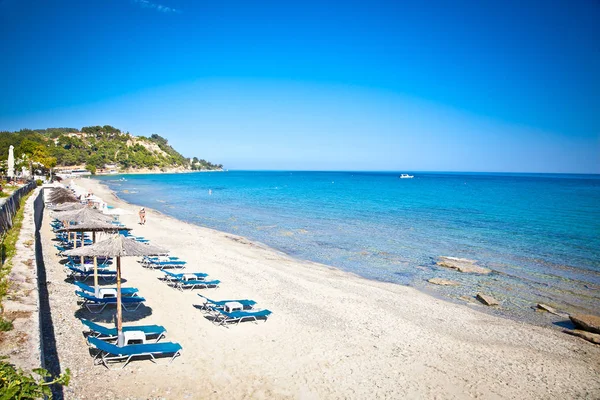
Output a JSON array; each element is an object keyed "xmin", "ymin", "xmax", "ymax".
[
  {"xmin": 152, "ymin": 257, "xmax": 273, "ymax": 324},
  {"xmin": 51, "ymin": 206, "xmax": 273, "ymax": 370},
  {"xmin": 50, "ymin": 191, "xmax": 183, "ymax": 368}
]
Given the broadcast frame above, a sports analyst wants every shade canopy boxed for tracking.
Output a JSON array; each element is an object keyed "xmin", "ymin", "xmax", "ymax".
[
  {"xmin": 63, "ymin": 235, "xmax": 166, "ymax": 258},
  {"xmin": 63, "ymin": 234, "xmax": 166, "ymax": 347},
  {"xmin": 50, "ymin": 203, "xmax": 85, "ymax": 212},
  {"xmin": 55, "ymin": 221, "xmax": 131, "ymax": 233},
  {"xmin": 51, "ymin": 207, "xmax": 114, "ymax": 224},
  {"xmin": 48, "ymin": 187, "xmax": 79, "ymax": 204}
]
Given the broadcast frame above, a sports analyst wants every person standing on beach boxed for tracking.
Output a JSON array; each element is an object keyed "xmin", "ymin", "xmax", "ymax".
[{"xmin": 139, "ymin": 207, "xmax": 146, "ymax": 225}]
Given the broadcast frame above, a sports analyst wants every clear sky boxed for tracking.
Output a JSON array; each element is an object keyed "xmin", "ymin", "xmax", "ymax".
[{"xmin": 0, "ymin": 0, "xmax": 598, "ymax": 173}]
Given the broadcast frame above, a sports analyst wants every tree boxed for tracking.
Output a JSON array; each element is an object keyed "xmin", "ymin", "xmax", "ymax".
[{"xmin": 17, "ymin": 139, "xmax": 57, "ymax": 171}]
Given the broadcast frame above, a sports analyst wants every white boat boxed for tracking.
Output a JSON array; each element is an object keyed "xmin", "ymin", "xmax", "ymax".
[{"xmin": 400, "ymin": 174, "xmax": 414, "ymax": 179}]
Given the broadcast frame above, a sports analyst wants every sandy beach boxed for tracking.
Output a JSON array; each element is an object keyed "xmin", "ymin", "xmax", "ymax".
[{"xmin": 40, "ymin": 178, "xmax": 600, "ymax": 399}]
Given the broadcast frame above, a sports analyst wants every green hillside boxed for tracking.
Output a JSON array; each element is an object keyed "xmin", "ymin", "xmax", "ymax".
[{"xmin": 0, "ymin": 125, "xmax": 222, "ymax": 174}]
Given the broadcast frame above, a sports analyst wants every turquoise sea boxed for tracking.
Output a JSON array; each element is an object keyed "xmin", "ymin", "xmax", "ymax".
[{"xmin": 97, "ymin": 171, "xmax": 600, "ymax": 323}]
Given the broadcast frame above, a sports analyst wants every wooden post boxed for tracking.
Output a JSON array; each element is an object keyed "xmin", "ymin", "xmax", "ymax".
[
  {"xmin": 79, "ymin": 232, "xmax": 84, "ymax": 266},
  {"xmin": 93, "ymin": 232, "xmax": 98, "ymax": 296},
  {"xmin": 116, "ymin": 257, "xmax": 124, "ymax": 346}
]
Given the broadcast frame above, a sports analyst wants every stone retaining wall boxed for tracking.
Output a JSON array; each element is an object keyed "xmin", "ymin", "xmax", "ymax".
[{"xmin": 0, "ymin": 187, "xmax": 41, "ymax": 371}]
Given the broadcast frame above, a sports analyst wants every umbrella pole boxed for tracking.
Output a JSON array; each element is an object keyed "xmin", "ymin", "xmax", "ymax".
[
  {"xmin": 93, "ymin": 232, "xmax": 99, "ymax": 296},
  {"xmin": 64, "ymin": 221, "xmax": 70, "ymax": 243},
  {"xmin": 79, "ymin": 232, "xmax": 84, "ymax": 267},
  {"xmin": 116, "ymin": 257, "xmax": 124, "ymax": 347}
]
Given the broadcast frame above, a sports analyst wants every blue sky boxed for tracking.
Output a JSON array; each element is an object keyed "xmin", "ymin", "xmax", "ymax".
[{"xmin": 0, "ymin": 0, "xmax": 598, "ymax": 173}]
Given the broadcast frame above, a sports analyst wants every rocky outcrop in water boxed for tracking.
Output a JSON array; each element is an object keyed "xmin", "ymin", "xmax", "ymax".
[
  {"xmin": 476, "ymin": 293, "xmax": 499, "ymax": 306},
  {"xmin": 569, "ymin": 314, "xmax": 600, "ymax": 334},
  {"xmin": 563, "ymin": 329, "xmax": 600, "ymax": 345},
  {"xmin": 427, "ymin": 278, "xmax": 460, "ymax": 286},
  {"xmin": 536, "ymin": 303, "xmax": 568, "ymax": 318},
  {"xmin": 437, "ymin": 256, "xmax": 492, "ymax": 274}
]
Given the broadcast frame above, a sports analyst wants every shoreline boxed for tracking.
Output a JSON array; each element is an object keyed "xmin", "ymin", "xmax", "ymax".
[
  {"xmin": 41, "ymin": 178, "xmax": 600, "ymax": 398},
  {"xmin": 93, "ymin": 176, "xmax": 593, "ymax": 328},
  {"xmin": 98, "ymin": 180, "xmax": 516, "ymax": 324}
]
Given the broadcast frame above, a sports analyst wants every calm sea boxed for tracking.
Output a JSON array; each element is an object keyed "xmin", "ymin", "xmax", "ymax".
[{"xmin": 96, "ymin": 171, "xmax": 600, "ymax": 323}]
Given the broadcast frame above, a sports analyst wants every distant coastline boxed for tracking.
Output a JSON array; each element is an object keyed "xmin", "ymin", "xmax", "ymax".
[{"xmin": 96, "ymin": 167, "xmax": 225, "ymax": 176}]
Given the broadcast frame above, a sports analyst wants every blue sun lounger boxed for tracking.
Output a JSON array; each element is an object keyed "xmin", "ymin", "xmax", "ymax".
[
  {"xmin": 88, "ymin": 336, "xmax": 182, "ymax": 369},
  {"xmin": 197, "ymin": 294, "xmax": 256, "ymax": 311},
  {"xmin": 80, "ymin": 319, "xmax": 166, "ymax": 342},
  {"xmin": 120, "ymin": 231, "xmax": 149, "ymax": 243},
  {"xmin": 55, "ymin": 244, "xmax": 73, "ymax": 255},
  {"xmin": 161, "ymin": 270, "xmax": 208, "ymax": 281},
  {"xmin": 143, "ymin": 259, "xmax": 187, "ymax": 270},
  {"xmin": 75, "ymin": 291, "xmax": 145, "ymax": 313},
  {"xmin": 212, "ymin": 308, "xmax": 272, "ymax": 326},
  {"xmin": 65, "ymin": 261, "xmax": 110, "ymax": 271},
  {"xmin": 67, "ymin": 265, "xmax": 117, "ymax": 282},
  {"xmin": 142, "ymin": 255, "xmax": 179, "ymax": 266},
  {"xmin": 73, "ymin": 281, "xmax": 139, "ymax": 297},
  {"xmin": 57, "ymin": 236, "xmax": 93, "ymax": 246},
  {"xmin": 173, "ymin": 279, "xmax": 220, "ymax": 291},
  {"xmin": 67, "ymin": 256, "xmax": 112, "ymax": 266}
]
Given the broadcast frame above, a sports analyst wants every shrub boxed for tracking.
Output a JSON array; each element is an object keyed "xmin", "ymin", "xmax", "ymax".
[
  {"xmin": 0, "ymin": 357, "xmax": 70, "ymax": 399},
  {"xmin": 35, "ymin": 179, "xmax": 43, "ymax": 187},
  {"xmin": 0, "ymin": 317, "xmax": 13, "ymax": 331}
]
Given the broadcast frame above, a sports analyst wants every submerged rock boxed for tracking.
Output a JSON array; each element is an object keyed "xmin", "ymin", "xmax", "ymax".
[
  {"xmin": 459, "ymin": 295, "xmax": 477, "ymax": 304},
  {"xmin": 476, "ymin": 293, "xmax": 499, "ymax": 306},
  {"xmin": 563, "ymin": 329, "xmax": 600, "ymax": 345},
  {"xmin": 537, "ymin": 303, "xmax": 557, "ymax": 313},
  {"xmin": 427, "ymin": 278, "xmax": 460, "ymax": 286},
  {"xmin": 569, "ymin": 314, "xmax": 600, "ymax": 334},
  {"xmin": 437, "ymin": 256, "xmax": 492, "ymax": 274},
  {"xmin": 536, "ymin": 303, "xmax": 569, "ymax": 318}
]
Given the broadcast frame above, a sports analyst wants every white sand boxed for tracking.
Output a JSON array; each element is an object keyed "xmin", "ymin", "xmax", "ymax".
[{"xmin": 41, "ymin": 178, "xmax": 600, "ymax": 399}]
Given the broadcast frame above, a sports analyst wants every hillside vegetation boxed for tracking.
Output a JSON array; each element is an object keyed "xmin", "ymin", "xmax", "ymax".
[{"xmin": 0, "ymin": 125, "xmax": 222, "ymax": 174}]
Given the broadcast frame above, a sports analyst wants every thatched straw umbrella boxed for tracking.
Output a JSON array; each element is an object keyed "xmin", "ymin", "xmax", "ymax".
[
  {"xmin": 56, "ymin": 222, "xmax": 132, "ymax": 295},
  {"xmin": 51, "ymin": 207, "xmax": 114, "ymax": 224},
  {"xmin": 50, "ymin": 203, "xmax": 85, "ymax": 212},
  {"xmin": 52, "ymin": 208, "xmax": 116, "ymax": 263},
  {"xmin": 50, "ymin": 203, "xmax": 85, "ymax": 242},
  {"xmin": 64, "ymin": 236, "xmax": 166, "ymax": 346},
  {"xmin": 48, "ymin": 187, "xmax": 79, "ymax": 204}
]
